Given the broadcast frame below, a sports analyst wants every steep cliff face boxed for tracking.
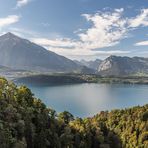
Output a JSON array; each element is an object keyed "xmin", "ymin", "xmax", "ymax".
[{"xmin": 98, "ymin": 56, "xmax": 148, "ymax": 76}]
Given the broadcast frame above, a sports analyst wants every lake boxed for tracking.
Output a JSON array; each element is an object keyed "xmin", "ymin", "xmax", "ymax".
[{"xmin": 19, "ymin": 83, "xmax": 148, "ymax": 117}]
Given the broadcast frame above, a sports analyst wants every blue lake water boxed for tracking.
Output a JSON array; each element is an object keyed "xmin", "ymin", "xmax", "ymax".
[{"xmin": 20, "ymin": 83, "xmax": 148, "ymax": 117}]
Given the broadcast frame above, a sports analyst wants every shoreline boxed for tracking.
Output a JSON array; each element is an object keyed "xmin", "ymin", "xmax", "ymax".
[{"xmin": 13, "ymin": 74, "xmax": 148, "ymax": 86}]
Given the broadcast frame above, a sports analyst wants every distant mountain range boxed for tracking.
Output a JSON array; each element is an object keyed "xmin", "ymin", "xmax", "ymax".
[
  {"xmin": 0, "ymin": 32, "xmax": 93, "ymax": 73},
  {"xmin": 98, "ymin": 55, "xmax": 148, "ymax": 76},
  {"xmin": 75, "ymin": 56, "xmax": 148, "ymax": 76},
  {"xmin": 0, "ymin": 33, "xmax": 148, "ymax": 77},
  {"xmin": 74, "ymin": 59, "xmax": 102, "ymax": 70}
]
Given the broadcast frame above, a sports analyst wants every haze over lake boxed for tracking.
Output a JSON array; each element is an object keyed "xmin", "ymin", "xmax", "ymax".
[{"xmin": 18, "ymin": 83, "xmax": 148, "ymax": 117}]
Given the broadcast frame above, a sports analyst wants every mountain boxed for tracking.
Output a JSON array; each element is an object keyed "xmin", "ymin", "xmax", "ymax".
[
  {"xmin": 74, "ymin": 59, "xmax": 102, "ymax": 70},
  {"xmin": 98, "ymin": 55, "xmax": 148, "ymax": 76},
  {"xmin": 0, "ymin": 32, "xmax": 93, "ymax": 73}
]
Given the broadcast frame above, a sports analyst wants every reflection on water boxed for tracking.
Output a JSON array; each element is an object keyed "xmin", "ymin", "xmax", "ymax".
[{"xmin": 22, "ymin": 83, "xmax": 148, "ymax": 117}]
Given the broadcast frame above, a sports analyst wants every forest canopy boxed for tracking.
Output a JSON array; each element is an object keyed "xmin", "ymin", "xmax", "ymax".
[{"xmin": 0, "ymin": 77, "xmax": 147, "ymax": 148}]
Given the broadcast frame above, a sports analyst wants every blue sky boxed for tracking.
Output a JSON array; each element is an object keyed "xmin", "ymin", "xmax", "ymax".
[{"xmin": 0, "ymin": 0, "xmax": 148, "ymax": 60}]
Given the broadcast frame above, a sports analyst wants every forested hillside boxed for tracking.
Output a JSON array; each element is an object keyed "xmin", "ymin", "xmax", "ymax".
[{"xmin": 0, "ymin": 77, "xmax": 147, "ymax": 148}]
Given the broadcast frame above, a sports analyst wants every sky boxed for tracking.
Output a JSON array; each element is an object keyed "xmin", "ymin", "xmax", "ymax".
[{"xmin": 0, "ymin": 0, "xmax": 148, "ymax": 60}]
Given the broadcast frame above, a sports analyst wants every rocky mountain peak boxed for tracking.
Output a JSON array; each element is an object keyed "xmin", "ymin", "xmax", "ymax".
[
  {"xmin": 0, "ymin": 32, "xmax": 23, "ymax": 44},
  {"xmin": 98, "ymin": 55, "xmax": 148, "ymax": 76}
]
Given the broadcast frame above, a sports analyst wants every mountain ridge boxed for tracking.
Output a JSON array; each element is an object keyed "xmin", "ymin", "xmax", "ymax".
[
  {"xmin": 74, "ymin": 59, "xmax": 102, "ymax": 70},
  {"xmin": 0, "ymin": 32, "xmax": 93, "ymax": 73},
  {"xmin": 0, "ymin": 33, "xmax": 148, "ymax": 76},
  {"xmin": 98, "ymin": 55, "xmax": 148, "ymax": 76}
]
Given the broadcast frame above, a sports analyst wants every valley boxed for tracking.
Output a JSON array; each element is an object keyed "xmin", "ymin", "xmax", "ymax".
[{"xmin": 0, "ymin": 0, "xmax": 148, "ymax": 147}]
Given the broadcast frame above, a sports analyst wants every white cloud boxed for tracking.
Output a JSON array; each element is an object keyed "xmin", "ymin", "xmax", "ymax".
[
  {"xmin": 129, "ymin": 9, "xmax": 148, "ymax": 28},
  {"xmin": 31, "ymin": 38, "xmax": 80, "ymax": 48},
  {"xmin": 79, "ymin": 8, "xmax": 128, "ymax": 49},
  {"xmin": 32, "ymin": 37, "xmax": 130, "ymax": 58},
  {"xmin": 16, "ymin": 0, "xmax": 30, "ymax": 8},
  {"xmin": 135, "ymin": 40, "xmax": 148, "ymax": 46},
  {"xmin": 0, "ymin": 15, "xmax": 20, "ymax": 29},
  {"xmin": 79, "ymin": 8, "xmax": 148, "ymax": 51}
]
